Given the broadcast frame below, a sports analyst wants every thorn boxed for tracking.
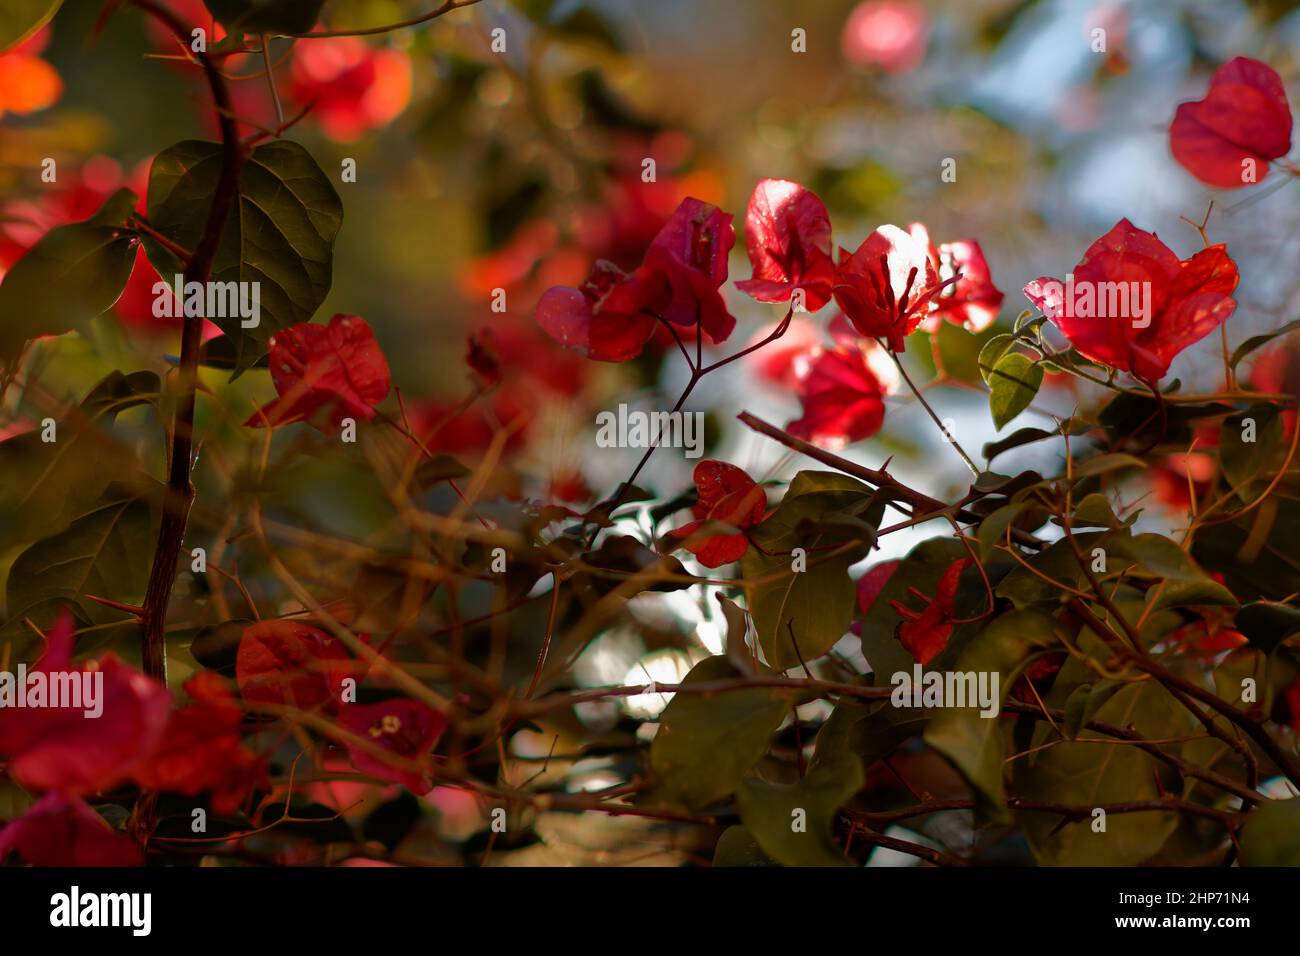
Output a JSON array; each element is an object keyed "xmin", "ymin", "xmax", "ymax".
[{"xmin": 84, "ymin": 594, "xmax": 146, "ymax": 617}]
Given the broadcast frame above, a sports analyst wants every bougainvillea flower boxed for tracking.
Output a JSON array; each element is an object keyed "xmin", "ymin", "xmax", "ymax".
[
  {"xmin": 736, "ymin": 179, "xmax": 837, "ymax": 312},
  {"xmin": 339, "ymin": 698, "xmax": 449, "ymax": 794},
  {"xmin": 889, "ymin": 558, "xmax": 970, "ymax": 665},
  {"xmin": 0, "ymin": 28, "xmax": 62, "ymax": 120},
  {"xmin": 668, "ymin": 460, "xmax": 767, "ymax": 568},
  {"xmin": 641, "ymin": 196, "xmax": 737, "ymax": 343},
  {"xmin": 0, "ymin": 613, "xmax": 171, "ymax": 795},
  {"xmin": 1169, "ymin": 57, "xmax": 1293, "ymax": 189},
  {"xmin": 911, "ymin": 224, "xmax": 1004, "ymax": 333},
  {"xmin": 245, "ymin": 314, "xmax": 391, "ymax": 431},
  {"xmin": 236, "ymin": 621, "xmax": 366, "ymax": 713},
  {"xmin": 0, "ymin": 793, "xmax": 142, "ymax": 867},
  {"xmin": 577, "ymin": 162, "xmax": 721, "ymax": 270},
  {"xmin": 535, "ymin": 260, "xmax": 668, "ymax": 362},
  {"xmin": 833, "ymin": 224, "xmax": 943, "ymax": 352},
  {"xmin": 856, "ymin": 560, "xmax": 901, "ymax": 616},
  {"xmin": 1023, "ymin": 219, "xmax": 1239, "ymax": 382},
  {"xmin": 1168, "ymin": 615, "xmax": 1247, "ymax": 658},
  {"xmin": 289, "ymin": 38, "xmax": 413, "ymax": 143},
  {"xmin": 787, "ymin": 342, "xmax": 892, "ymax": 448},
  {"xmin": 841, "ymin": 1, "xmax": 929, "ymax": 74},
  {"xmin": 132, "ymin": 672, "xmax": 266, "ymax": 815}
]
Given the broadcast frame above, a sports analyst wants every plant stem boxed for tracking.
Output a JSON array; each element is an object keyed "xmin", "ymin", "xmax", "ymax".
[
  {"xmin": 134, "ymin": 0, "xmax": 246, "ymax": 684},
  {"xmin": 737, "ymin": 411, "xmax": 1045, "ymax": 549},
  {"xmin": 882, "ymin": 339, "xmax": 980, "ymax": 476}
]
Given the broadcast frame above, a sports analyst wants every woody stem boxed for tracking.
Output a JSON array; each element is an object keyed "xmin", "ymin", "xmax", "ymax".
[{"xmin": 133, "ymin": 1, "xmax": 246, "ymax": 686}]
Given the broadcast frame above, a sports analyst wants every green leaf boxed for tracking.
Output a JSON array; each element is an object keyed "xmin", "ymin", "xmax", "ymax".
[
  {"xmin": 976, "ymin": 502, "xmax": 1033, "ymax": 559},
  {"xmin": 987, "ymin": 352, "xmax": 1042, "ymax": 430},
  {"xmin": 811, "ymin": 698, "xmax": 928, "ymax": 772},
  {"xmin": 711, "ymin": 825, "xmax": 780, "ymax": 866},
  {"xmin": 0, "ymin": 0, "xmax": 62, "ymax": 53},
  {"xmin": 1098, "ymin": 390, "xmax": 1229, "ymax": 443},
  {"xmin": 1110, "ymin": 534, "xmax": 1236, "ymax": 611},
  {"xmin": 1016, "ymin": 682, "xmax": 1195, "ymax": 865},
  {"xmin": 0, "ymin": 190, "xmax": 139, "ymax": 363},
  {"xmin": 1234, "ymin": 602, "xmax": 1300, "ymax": 653},
  {"xmin": 735, "ymin": 753, "xmax": 863, "ymax": 867},
  {"xmin": 923, "ymin": 609, "xmax": 1063, "ymax": 824},
  {"xmin": 6, "ymin": 497, "xmax": 154, "ymax": 623},
  {"xmin": 981, "ymin": 418, "xmax": 1086, "ymax": 461},
  {"xmin": 1071, "ymin": 493, "xmax": 1131, "ymax": 530},
  {"xmin": 976, "ymin": 333, "xmax": 1014, "ymax": 384},
  {"xmin": 741, "ymin": 471, "xmax": 875, "ymax": 670},
  {"xmin": 1229, "ymin": 319, "xmax": 1300, "ymax": 369},
  {"xmin": 202, "ymin": 0, "xmax": 326, "ymax": 34},
  {"xmin": 997, "ymin": 531, "xmax": 1109, "ymax": 608},
  {"xmin": 640, "ymin": 656, "xmax": 791, "ymax": 811},
  {"xmin": 191, "ymin": 334, "xmax": 270, "ymax": 370},
  {"xmin": 1068, "ymin": 453, "xmax": 1146, "ymax": 479},
  {"xmin": 0, "ymin": 370, "xmax": 160, "ymax": 551},
  {"xmin": 144, "ymin": 140, "xmax": 343, "ymax": 373},
  {"xmin": 1220, "ymin": 404, "xmax": 1284, "ymax": 493},
  {"xmin": 581, "ymin": 534, "xmax": 694, "ymax": 595},
  {"xmin": 1061, "ymin": 679, "xmax": 1124, "ymax": 739},
  {"xmin": 1240, "ymin": 798, "xmax": 1300, "ymax": 865}
]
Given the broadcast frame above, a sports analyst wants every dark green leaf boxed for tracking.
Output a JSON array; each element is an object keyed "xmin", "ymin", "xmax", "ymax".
[
  {"xmin": 0, "ymin": 190, "xmax": 139, "ymax": 362},
  {"xmin": 976, "ymin": 333, "xmax": 1014, "ymax": 384},
  {"xmin": 6, "ymin": 497, "xmax": 154, "ymax": 623},
  {"xmin": 1220, "ymin": 404, "xmax": 1284, "ymax": 493},
  {"xmin": 0, "ymin": 0, "xmax": 62, "ymax": 54},
  {"xmin": 1240, "ymin": 798, "xmax": 1300, "ymax": 865},
  {"xmin": 923, "ymin": 609, "xmax": 1064, "ymax": 823},
  {"xmin": 811, "ymin": 698, "xmax": 928, "ymax": 771},
  {"xmin": 741, "ymin": 471, "xmax": 875, "ymax": 670},
  {"xmin": 145, "ymin": 140, "xmax": 343, "ymax": 373},
  {"xmin": 735, "ymin": 752, "xmax": 863, "ymax": 867},
  {"xmin": 988, "ymin": 352, "xmax": 1043, "ymax": 430},
  {"xmin": 1110, "ymin": 534, "xmax": 1236, "ymax": 611},
  {"xmin": 1070, "ymin": 493, "xmax": 1131, "ymax": 530},
  {"xmin": 711, "ymin": 825, "xmax": 780, "ymax": 866},
  {"xmin": 0, "ymin": 370, "xmax": 159, "ymax": 550},
  {"xmin": 202, "ymin": 0, "xmax": 326, "ymax": 34},
  {"xmin": 1229, "ymin": 319, "xmax": 1300, "ymax": 369},
  {"xmin": 1235, "ymin": 602, "xmax": 1300, "ymax": 653},
  {"xmin": 1016, "ymin": 682, "xmax": 1194, "ymax": 865},
  {"xmin": 641, "ymin": 656, "xmax": 791, "ymax": 811}
]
